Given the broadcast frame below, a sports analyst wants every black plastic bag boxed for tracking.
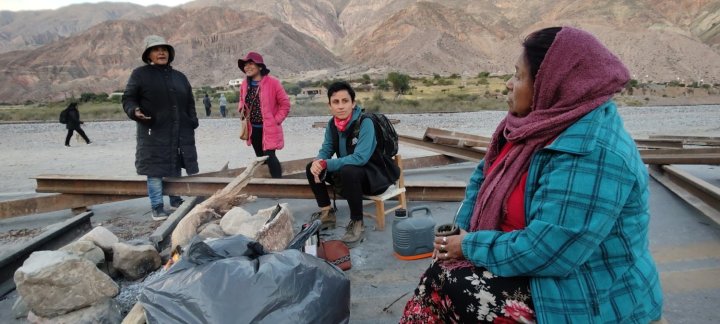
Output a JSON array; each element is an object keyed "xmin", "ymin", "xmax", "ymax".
[{"xmin": 139, "ymin": 235, "xmax": 350, "ymax": 324}]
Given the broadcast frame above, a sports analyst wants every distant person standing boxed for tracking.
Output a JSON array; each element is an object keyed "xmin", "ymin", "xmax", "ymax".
[
  {"xmin": 237, "ymin": 51, "xmax": 291, "ymax": 178},
  {"xmin": 203, "ymin": 93, "xmax": 212, "ymax": 117},
  {"xmin": 61, "ymin": 102, "xmax": 91, "ymax": 147},
  {"xmin": 122, "ymin": 35, "xmax": 199, "ymax": 221},
  {"xmin": 219, "ymin": 94, "xmax": 228, "ymax": 118}
]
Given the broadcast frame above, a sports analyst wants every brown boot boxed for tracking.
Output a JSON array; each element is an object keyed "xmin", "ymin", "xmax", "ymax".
[
  {"xmin": 310, "ymin": 208, "xmax": 336, "ymax": 230},
  {"xmin": 341, "ymin": 219, "xmax": 365, "ymax": 248}
]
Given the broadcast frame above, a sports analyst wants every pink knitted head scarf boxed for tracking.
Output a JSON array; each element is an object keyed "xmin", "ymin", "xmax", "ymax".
[{"xmin": 468, "ymin": 27, "xmax": 630, "ymax": 231}]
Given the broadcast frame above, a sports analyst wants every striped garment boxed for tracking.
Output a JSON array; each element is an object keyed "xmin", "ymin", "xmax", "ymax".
[{"xmin": 457, "ymin": 101, "xmax": 663, "ymax": 323}]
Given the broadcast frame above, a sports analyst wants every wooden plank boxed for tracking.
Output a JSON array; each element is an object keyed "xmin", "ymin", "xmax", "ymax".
[
  {"xmin": 423, "ymin": 128, "xmax": 491, "ymax": 142},
  {"xmin": 639, "ymin": 147, "xmax": 720, "ymax": 156},
  {"xmin": 399, "ymin": 135, "xmax": 486, "ymax": 162},
  {"xmin": 401, "ymin": 155, "xmax": 466, "ymax": 169},
  {"xmin": 649, "ymin": 135, "xmax": 720, "ymax": 146},
  {"xmin": 0, "ymin": 193, "xmax": 139, "ymax": 219},
  {"xmin": 642, "ymin": 153, "xmax": 720, "ymax": 165},
  {"xmin": 634, "ymin": 139, "xmax": 684, "ymax": 149},
  {"xmin": 121, "ymin": 302, "xmax": 146, "ymax": 324}
]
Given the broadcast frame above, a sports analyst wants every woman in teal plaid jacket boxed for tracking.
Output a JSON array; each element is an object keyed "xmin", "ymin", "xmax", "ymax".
[{"xmin": 401, "ymin": 27, "xmax": 662, "ymax": 323}]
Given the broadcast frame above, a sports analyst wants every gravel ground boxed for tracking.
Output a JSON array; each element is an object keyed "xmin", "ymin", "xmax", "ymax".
[{"xmin": 1, "ymin": 105, "xmax": 718, "ymax": 194}]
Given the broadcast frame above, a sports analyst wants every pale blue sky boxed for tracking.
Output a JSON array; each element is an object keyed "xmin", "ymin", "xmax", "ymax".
[{"xmin": 0, "ymin": 0, "xmax": 191, "ymax": 11}]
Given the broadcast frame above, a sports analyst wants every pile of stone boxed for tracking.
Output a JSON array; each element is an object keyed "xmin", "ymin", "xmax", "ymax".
[
  {"xmin": 13, "ymin": 226, "xmax": 162, "ymax": 323},
  {"xmin": 172, "ymin": 203, "xmax": 294, "ymax": 253}
]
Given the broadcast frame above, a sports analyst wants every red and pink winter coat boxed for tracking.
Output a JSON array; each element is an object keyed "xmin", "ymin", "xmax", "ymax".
[{"xmin": 237, "ymin": 75, "xmax": 291, "ymax": 150}]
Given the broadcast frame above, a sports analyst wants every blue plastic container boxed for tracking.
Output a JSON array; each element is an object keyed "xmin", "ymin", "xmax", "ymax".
[{"xmin": 392, "ymin": 206, "xmax": 436, "ymax": 260}]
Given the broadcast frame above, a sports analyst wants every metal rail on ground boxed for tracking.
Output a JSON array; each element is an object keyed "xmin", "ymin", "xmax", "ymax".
[
  {"xmin": 33, "ymin": 176, "xmax": 467, "ymax": 202},
  {"xmin": 0, "ymin": 155, "xmax": 465, "ymax": 219},
  {"xmin": 648, "ymin": 165, "xmax": 720, "ymax": 226}
]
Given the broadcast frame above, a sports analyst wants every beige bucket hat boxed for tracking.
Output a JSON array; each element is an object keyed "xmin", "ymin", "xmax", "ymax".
[{"xmin": 141, "ymin": 35, "xmax": 175, "ymax": 64}]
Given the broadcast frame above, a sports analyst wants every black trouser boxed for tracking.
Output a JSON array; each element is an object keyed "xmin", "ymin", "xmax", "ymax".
[
  {"xmin": 251, "ymin": 125, "xmax": 282, "ymax": 178},
  {"xmin": 306, "ymin": 162, "xmax": 372, "ymax": 221},
  {"xmin": 204, "ymin": 106, "xmax": 211, "ymax": 116},
  {"xmin": 65, "ymin": 127, "xmax": 90, "ymax": 145}
]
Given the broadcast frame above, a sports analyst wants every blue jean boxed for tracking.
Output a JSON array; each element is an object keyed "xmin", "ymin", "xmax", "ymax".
[
  {"xmin": 147, "ymin": 177, "xmax": 183, "ymax": 209},
  {"xmin": 146, "ymin": 164, "xmax": 182, "ymax": 209}
]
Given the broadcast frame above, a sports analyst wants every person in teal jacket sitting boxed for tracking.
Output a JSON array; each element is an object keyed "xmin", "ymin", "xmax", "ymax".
[
  {"xmin": 401, "ymin": 26, "xmax": 663, "ymax": 323},
  {"xmin": 306, "ymin": 81, "xmax": 399, "ymax": 248}
]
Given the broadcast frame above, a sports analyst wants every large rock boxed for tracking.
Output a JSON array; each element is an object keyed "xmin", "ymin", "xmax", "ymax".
[
  {"xmin": 59, "ymin": 240, "xmax": 105, "ymax": 268},
  {"xmin": 220, "ymin": 207, "xmax": 267, "ymax": 237},
  {"xmin": 254, "ymin": 204, "xmax": 294, "ymax": 252},
  {"xmin": 78, "ymin": 226, "xmax": 119, "ymax": 253},
  {"xmin": 198, "ymin": 222, "xmax": 226, "ymax": 240},
  {"xmin": 26, "ymin": 299, "xmax": 122, "ymax": 324},
  {"xmin": 112, "ymin": 242, "xmax": 161, "ymax": 280},
  {"xmin": 14, "ymin": 251, "xmax": 119, "ymax": 317}
]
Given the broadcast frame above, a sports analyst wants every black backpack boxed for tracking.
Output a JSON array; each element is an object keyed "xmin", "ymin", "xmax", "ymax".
[
  {"xmin": 352, "ymin": 112, "xmax": 398, "ymax": 159},
  {"xmin": 59, "ymin": 109, "xmax": 68, "ymax": 124}
]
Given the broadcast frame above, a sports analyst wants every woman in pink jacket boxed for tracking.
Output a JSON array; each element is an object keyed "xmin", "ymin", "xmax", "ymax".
[{"xmin": 237, "ymin": 52, "xmax": 291, "ymax": 178}]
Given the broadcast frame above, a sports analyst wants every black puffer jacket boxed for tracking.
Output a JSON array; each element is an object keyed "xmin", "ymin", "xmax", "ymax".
[
  {"xmin": 122, "ymin": 64, "xmax": 199, "ymax": 177},
  {"xmin": 65, "ymin": 107, "xmax": 81, "ymax": 130}
]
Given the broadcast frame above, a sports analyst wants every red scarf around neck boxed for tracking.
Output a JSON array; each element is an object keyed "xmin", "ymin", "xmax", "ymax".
[{"xmin": 334, "ymin": 116, "xmax": 351, "ymax": 132}]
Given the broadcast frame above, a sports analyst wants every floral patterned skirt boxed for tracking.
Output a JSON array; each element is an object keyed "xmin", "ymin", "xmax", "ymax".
[{"xmin": 400, "ymin": 261, "xmax": 536, "ymax": 323}]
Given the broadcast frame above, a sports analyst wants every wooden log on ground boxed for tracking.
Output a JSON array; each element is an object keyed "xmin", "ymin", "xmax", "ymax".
[
  {"xmin": 121, "ymin": 302, "xmax": 146, "ymax": 324},
  {"xmin": 170, "ymin": 157, "xmax": 267, "ymax": 250}
]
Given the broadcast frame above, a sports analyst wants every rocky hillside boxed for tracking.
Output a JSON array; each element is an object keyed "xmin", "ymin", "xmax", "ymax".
[
  {"xmin": 0, "ymin": 7, "xmax": 338, "ymax": 103},
  {"xmin": 0, "ymin": 3, "xmax": 170, "ymax": 53},
  {"xmin": 0, "ymin": 0, "xmax": 719, "ymax": 103}
]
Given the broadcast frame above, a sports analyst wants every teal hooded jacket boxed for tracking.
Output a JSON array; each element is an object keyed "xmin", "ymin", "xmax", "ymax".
[{"xmin": 457, "ymin": 101, "xmax": 663, "ymax": 323}]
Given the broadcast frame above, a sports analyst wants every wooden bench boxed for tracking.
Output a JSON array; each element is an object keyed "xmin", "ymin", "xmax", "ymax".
[{"xmin": 363, "ymin": 155, "xmax": 407, "ymax": 230}]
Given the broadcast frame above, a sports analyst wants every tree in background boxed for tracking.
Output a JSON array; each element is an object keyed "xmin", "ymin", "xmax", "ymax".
[
  {"xmin": 79, "ymin": 92, "xmax": 109, "ymax": 103},
  {"xmin": 282, "ymin": 82, "xmax": 302, "ymax": 96},
  {"xmin": 374, "ymin": 79, "xmax": 390, "ymax": 91},
  {"xmin": 387, "ymin": 72, "xmax": 410, "ymax": 95}
]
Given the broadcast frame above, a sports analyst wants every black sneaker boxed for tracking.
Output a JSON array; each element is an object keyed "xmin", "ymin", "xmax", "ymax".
[
  {"xmin": 170, "ymin": 198, "xmax": 184, "ymax": 208},
  {"xmin": 151, "ymin": 205, "xmax": 170, "ymax": 221}
]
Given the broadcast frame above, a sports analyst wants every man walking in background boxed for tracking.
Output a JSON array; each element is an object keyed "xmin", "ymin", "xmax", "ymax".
[
  {"xmin": 61, "ymin": 102, "xmax": 91, "ymax": 147},
  {"xmin": 219, "ymin": 93, "xmax": 228, "ymax": 117},
  {"xmin": 203, "ymin": 93, "xmax": 212, "ymax": 117}
]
